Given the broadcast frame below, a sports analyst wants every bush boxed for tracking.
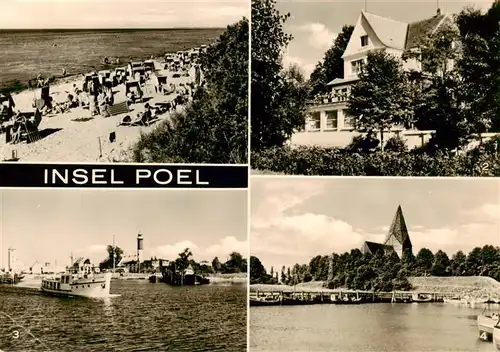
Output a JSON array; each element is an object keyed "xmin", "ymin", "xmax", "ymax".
[
  {"xmin": 251, "ymin": 144, "xmax": 500, "ymax": 176},
  {"xmin": 384, "ymin": 135, "xmax": 408, "ymax": 153}
]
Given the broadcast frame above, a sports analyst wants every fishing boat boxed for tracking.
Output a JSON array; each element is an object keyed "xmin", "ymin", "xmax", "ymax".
[
  {"xmin": 493, "ymin": 324, "xmax": 500, "ymax": 350},
  {"xmin": 40, "ymin": 258, "xmax": 111, "ymax": 298},
  {"xmin": 477, "ymin": 310, "xmax": 500, "ymax": 341},
  {"xmin": 250, "ymin": 295, "xmax": 281, "ymax": 306},
  {"xmin": 412, "ymin": 293, "xmax": 433, "ymax": 303}
]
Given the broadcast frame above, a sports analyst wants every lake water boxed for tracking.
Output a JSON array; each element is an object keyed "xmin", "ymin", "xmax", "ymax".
[
  {"xmin": 0, "ymin": 280, "xmax": 246, "ymax": 351},
  {"xmin": 0, "ymin": 28, "xmax": 224, "ymax": 90},
  {"xmin": 250, "ymin": 303, "xmax": 500, "ymax": 352}
]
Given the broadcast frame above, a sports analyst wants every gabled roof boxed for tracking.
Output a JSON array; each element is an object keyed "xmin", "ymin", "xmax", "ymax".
[
  {"xmin": 406, "ymin": 13, "xmax": 448, "ymax": 49},
  {"xmin": 363, "ymin": 241, "xmax": 395, "ymax": 254},
  {"xmin": 362, "ymin": 11, "xmax": 408, "ymax": 50},
  {"xmin": 356, "ymin": 11, "xmax": 449, "ymax": 51},
  {"xmin": 383, "ymin": 205, "xmax": 412, "ymax": 248}
]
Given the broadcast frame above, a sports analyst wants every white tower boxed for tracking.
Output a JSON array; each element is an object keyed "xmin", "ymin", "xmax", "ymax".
[{"xmin": 137, "ymin": 233, "xmax": 144, "ymax": 264}]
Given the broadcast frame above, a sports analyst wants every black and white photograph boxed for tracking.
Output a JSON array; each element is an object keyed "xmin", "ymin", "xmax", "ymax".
[
  {"xmin": 250, "ymin": 177, "xmax": 500, "ymax": 351},
  {"xmin": 251, "ymin": 0, "xmax": 500, "ymax": 176},
  {"xmin": 0, "ymin": 189, "xmax": 248, "ymax": 351},
  {"xmin": 0, "ymin": 0, "xmax": 248, "ymax": 164}
]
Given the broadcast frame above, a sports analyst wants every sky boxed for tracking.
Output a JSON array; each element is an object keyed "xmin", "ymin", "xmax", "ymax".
[
  {"xmin": 0, "ymin": 0, "xmax": 248, "ymax": 29},
  {"xmin": 0, "ymin": 189, "xmax": 248, "ymax": 270},
  {"xmin": 251, "ymin": 177, "xmax": 500, "ymax": 271},
  {"xmin": 278, "ymin": 0, "xmax": 495, "ymax": 77}
]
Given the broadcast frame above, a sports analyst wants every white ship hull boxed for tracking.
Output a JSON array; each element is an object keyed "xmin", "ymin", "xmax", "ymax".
[{"xmin": 41, "ymin": 272, "xmax": 112, "ymax": 298}]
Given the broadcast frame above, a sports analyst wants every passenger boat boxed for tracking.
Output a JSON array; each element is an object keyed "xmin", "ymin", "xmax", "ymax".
[
  {"xmin": 40, "ymin": 258, "xmax": 111, "ymax": 298},
  {"xmin": 493, "ymin": 324, "xmax": 500, "ymax": 350},
  {"xmin": 477, "ymin": 310, "xmax": 500, "ymax": 341},
  {"xmin": 250, "ymin": 296, "xmax": 281, "ymax": 306},
  {"xmin": 412, "ymin": 293, "xmax": 433, "ymax": 302}
]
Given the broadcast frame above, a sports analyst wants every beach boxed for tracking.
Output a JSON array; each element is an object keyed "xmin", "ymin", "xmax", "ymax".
[{"xmin": 0, "ymin": 28, "xmax": 223, "ymax": 162}]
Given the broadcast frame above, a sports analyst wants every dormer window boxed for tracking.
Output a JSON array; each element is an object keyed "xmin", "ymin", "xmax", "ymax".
[{"xmin": 361, "ymin": 35, "xmax": 369, "ymax": 47}]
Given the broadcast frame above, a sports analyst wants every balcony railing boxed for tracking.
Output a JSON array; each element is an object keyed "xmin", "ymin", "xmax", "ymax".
[{"xmin": 307, "ymin": 92, "xmax": 350, "ymax": 105}]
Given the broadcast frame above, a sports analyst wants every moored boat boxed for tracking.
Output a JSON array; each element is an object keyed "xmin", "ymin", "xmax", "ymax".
[
  {"xmin": 443, "ymin": 296, "xmax": 469, "ymax": 304},
  {"xmin": 412, "ymin": 293, "xmax": 433, "ymax": 303},
  {"xmin": 250, "ymin": 296, "xmax": 281, "ymax": 306},
  {"xmin": 40, "ymin": 258, "xmax": 111, "ymax": 298},
  {"xmin": 493, "ymin": 324, "xmax": 500, "ymax": 350},
  {"xmin": 477, "ymin": 311, "xmax": 500, "ymax": 341}
]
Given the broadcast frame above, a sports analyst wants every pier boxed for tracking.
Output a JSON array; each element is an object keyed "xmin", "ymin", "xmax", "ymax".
[{"xmin": 250, "ymin": 290, "xmax": 461, "ymax": 306}]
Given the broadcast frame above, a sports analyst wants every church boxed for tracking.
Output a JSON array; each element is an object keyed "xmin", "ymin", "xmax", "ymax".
[{"xmin": 362, "ymin": 205, "xmax": 413, "ymax": 258}]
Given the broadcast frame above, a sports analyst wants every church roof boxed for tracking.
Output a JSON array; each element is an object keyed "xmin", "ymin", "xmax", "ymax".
[
  {"xmin": 363, "ymin": 241, "xmax": 395, "ymax": 254},
  {"xmin": 383, "ymin": 205, "xmax": 412, "ymax": 248}
]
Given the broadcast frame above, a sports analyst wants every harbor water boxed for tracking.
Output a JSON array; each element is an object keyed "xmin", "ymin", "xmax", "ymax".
[
  {"xmin": 0, "ymin": 279, "xmax": 246, "ymax": 351},
  {"xmin": 250, "ymin": 303, "xmax": 500, "ymax": 352}
]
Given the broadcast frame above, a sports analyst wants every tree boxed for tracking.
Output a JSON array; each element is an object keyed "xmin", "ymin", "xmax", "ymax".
[
  {"xmin": 251, "ymin": 0, "xmax": 307, "ymax": 151},
  {"xmin": 250, "ymin": 256, "xmax": 268, "ymax": 284},
  {"xmin": 308, "ymin": 25, "xmax": 354, "ymax": 97},
  {"xmin": 280, "ymin": 266, "xmax": 286, "ymax": 283},
  {"xmin": 99, "ymin": 245, "xmax": 124, "ymax": 270},
  {"xmin": 450, "ymin": 250, "xmax": 467, "ymax": 276},
  {"xmin": 403, "ymin": 24, "xmax": 468, "ymax": 151},
  {"xmin": 175, "ymin": 248, "xmax": 193, "ymax": 272},
  {"xmin": 223, "ymin": 252, "xmax": 245, "ymax": 273},
  {"xmin": 212, "ymin": 256, "xmax": 221, "ymax": 273},
  {"xmin": 348, "ymin": 50, "xmax": 412, "ymax": 150},
  {"xmin": 431, "ymin": 250, "xmax": 451, "ymax": 276},
  {"xmin": 133, "ymin": 17, "xmax": 248, "ymax": 163},
  {"xmin": 415, "ymin": 248, "xmax": 434, "ymax": 275},
  {"xmin": 457, "ymin": 3, "xmax": 500, "ymax": 134}
]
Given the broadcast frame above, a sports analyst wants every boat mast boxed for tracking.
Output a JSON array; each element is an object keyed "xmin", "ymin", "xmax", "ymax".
[{"xmin": 112, "ymin": 235, "xmax": 115, "ymax": 273}]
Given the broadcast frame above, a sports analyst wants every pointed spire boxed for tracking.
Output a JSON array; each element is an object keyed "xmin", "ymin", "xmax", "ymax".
[{"xmin": 383, "ymin": 205, "xmax": 412, "ymax": 249}]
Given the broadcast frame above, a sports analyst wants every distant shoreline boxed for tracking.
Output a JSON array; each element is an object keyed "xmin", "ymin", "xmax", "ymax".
[{"xmin": 0, "ymin": 27, "xmax": 226, "ymax": 32}]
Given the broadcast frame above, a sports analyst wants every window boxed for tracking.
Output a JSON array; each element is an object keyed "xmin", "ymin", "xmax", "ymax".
[
  {"xmin": 343, "ymin": 111, "xmax": 356, "ymax": 129},
  {"xmin": 310, "ymin": 112, "xmax": 321, "ymax": 130},
  {"xmin": 361, "ymin": 35, "xmax": 369, "ymax": 47},
  {"xmin": 351, "ymin": 59, "xmax": 365, "ymax": 75},
  {"xmin": 326, "ymin": 110, "xmax": 338, "ymax": 129}
]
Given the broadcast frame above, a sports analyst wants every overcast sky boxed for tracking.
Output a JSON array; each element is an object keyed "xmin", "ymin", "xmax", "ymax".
[
  {"xmin": 0, "ymin": 0, "xmax": 248, "ymax": 29},
  {"xmin": 251, "ymin": 177, "xmax": 500, "ymax": 271},
  {"xmin": 0, "ymin": 189, "xmax": 247, "ymax": 270},
  {"xmin": 278, "ymin": 0, "xmax": 494, "ymax": 77}
]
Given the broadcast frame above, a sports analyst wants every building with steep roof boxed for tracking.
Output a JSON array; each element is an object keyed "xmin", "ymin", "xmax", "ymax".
[
  {"xmin": 361, "ymin": 205, "xmax": 413, "ymax": 258},
  {"xmin": 292, "ymin": 9, "xmax": 452, "ymax": 148}
]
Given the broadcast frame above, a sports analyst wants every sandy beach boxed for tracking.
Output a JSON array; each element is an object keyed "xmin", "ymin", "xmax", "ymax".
[{"xmin": 0, "ymin": 58, "xmax": 195, "ymax": 162}]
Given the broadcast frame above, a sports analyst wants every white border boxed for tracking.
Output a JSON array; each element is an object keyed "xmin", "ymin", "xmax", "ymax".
[{"xmin": 246, "ymin": 0, "xmax": 252, "ymax": 349}]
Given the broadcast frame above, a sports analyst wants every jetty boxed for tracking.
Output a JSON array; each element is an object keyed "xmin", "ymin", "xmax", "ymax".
[{"xmin": 249, "ymin": 289, "xmax": 498, "ymax": 306}]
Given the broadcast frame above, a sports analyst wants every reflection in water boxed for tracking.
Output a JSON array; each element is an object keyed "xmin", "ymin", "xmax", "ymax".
[
  {"xmin": 250, "ymin": 303, "xmax": 499, "ymax": 352},
  {"xmin": 0, "ymin": 280, "xmax": 246, "ymax": 351}
]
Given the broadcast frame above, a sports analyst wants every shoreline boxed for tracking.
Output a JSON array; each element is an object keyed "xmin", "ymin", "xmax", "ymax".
[{"xmin": 250, "ymin": 276, "xmax": 500, "ymax": 303}]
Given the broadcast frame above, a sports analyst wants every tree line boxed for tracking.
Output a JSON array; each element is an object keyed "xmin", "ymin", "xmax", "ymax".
[
  {"xmin": 100, "ymin": 245, "xmax": 247, "ymax": 275},
  {"xmin": 250, "ymin": 245, "xmax": 500, "ymax": 292}
]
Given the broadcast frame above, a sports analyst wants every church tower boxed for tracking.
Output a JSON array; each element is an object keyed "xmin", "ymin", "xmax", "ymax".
[{"xmin": 383, "ymin": 205, "xmax": 412, "ymax": 258}]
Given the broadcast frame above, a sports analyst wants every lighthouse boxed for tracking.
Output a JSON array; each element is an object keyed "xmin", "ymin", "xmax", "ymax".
[{"xmin": 137, "ymin": 233, "xmax": 144, "ymax": 264}]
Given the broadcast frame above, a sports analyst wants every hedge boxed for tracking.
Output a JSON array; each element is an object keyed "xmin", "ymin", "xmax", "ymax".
[{"xmin": 251, "ymin": 145, "xmax": 500, "ymax": 176}]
